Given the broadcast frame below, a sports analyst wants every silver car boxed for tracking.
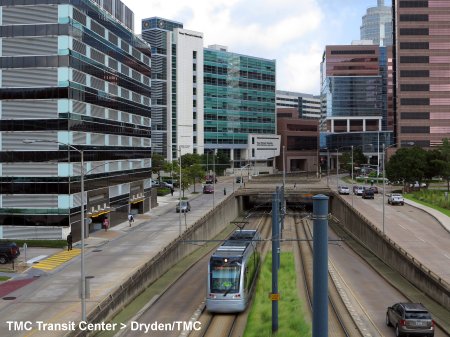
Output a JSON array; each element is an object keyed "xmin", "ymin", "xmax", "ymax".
[
  {"xmin": 386, "ymin": 303, "xmax": 434, "ymax": 337},
  {"xmin": 176, "ymin": 201, "xmax": 191, "ymax": 213}
]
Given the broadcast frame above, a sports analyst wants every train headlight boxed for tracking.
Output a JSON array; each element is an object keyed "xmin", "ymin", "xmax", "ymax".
[
  {"xmin": 208, "ymin": 293, "xmax": 217, "ymax": 299},
  {"xmin": 224, "ymin": 258, "xmax": 228, "ymax": 263},
  {"xmin": 233, "ymin": 294, "xmax": 241, "ymax": 298}
]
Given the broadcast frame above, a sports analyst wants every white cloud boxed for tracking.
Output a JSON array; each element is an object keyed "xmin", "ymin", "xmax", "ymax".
[
  {"xmin": 280, "ymin": 44, "xmax": 324, "ymax": 94},
  {"xmin": 121, "ymin": 0, "xmax": 327, "ymax": 93}
]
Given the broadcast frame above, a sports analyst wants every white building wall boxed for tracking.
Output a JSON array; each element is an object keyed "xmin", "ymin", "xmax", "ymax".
[{"xmin": 174, "ymin": 28, "xmax": 204, "ymax": 155}]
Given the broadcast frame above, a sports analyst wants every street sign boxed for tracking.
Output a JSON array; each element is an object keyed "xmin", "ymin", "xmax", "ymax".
[{"xmin": 269, "ymin": 293, "xmax": 280, "ymax": 301}]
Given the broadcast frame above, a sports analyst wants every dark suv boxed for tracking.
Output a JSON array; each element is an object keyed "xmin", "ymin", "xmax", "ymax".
[
  {"xmin": 362, "ymin": 188, "xmax": 375, "ymax": 199},
  {"xmin": 0, "ymin": 242, "xmax": 20, "ymax": 264},
  {"xmin": 386, "ymin": 303, "xmax": 434, "ymax": 337}
]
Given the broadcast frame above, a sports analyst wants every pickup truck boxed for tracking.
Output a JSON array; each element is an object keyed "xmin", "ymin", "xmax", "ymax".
[{"xmin": 0, "ymin": 242, "xmax": 20, "ymax": 264}]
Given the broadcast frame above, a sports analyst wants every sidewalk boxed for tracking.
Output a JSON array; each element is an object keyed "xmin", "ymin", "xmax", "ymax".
[{"xmin": 404, "ymin": 198, "xmax": 450, "ymax": 233}]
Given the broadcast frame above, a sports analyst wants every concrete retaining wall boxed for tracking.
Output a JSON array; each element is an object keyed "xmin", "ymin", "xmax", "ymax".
[
  {"xmin": 69, "ymin": 193, "xmax": 241, "ymax": 336},
  {"xmin": 330, "ymin": 193, "xmax": 450, "ymax": 309}
]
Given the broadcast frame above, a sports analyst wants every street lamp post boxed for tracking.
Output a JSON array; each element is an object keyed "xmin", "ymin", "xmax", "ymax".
[
  {"xmin": 23, "ymin": 139, "xmax": 87, "ymax": 321},
  {"xmin": 178, "ymin": 145, "xmax": 190, "ymax": 235}
]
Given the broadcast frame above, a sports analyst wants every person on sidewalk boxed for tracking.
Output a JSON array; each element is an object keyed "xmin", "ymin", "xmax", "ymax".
[
  {"xmin": 67, "ymin": 232, "xmax": 73, "ymax": 251},
  {"xmin": 170, "ymin": 187, "xmax": 174, "ymax": 196},
  {"xmin": 103, "ymin": 217, "xmax": 110, "ymax": 232},
  {"xmin": 128, "ymin": 213, "xmax": 134, "ymax": 227}
]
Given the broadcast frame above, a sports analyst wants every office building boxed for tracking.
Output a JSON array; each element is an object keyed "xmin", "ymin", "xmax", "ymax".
[
  {"xmin": 361, "ymin": 0, "xmax": 393, "ymax": 46},
  {"xmin": 204, "ymin": 45, "xmax": 277, "ymax": 170},
  {"xmin": 0, "ymin": 0, "xmax": 152, "ymax": 240},
  {"xmin": 320, "ymin": 44, "xmax": 393, "ymax": 157},
  {"xmin": 277, "ymin": 108, "xmax": 319, "ymax": 174},
  {"xmin": 141, "ymin": 17, "xmax": 204, "ymax": 160},
  {"xmin": 393, "ymin": 0, "xmax": 450, "ymax": 148},
  {"xmin": 276, "ymin": 90, "xmax": 321, "ymax": 119}
]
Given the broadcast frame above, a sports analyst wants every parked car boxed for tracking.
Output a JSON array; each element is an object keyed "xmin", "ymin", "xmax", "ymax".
[
  {"xmin": 362, "ymin": 188, "xmax": 375, "ymax": 199},
  {"xmin": 0, "ymin": 242, "xmax": 20, "ymax": 264},
  {"xmin": 151, "ymin": 180, "xmax": 160, "ymax": 187},
  {"xmin": 338, "ymin": 186, "xmax": 350, "ymax": 195},
  {"xmin": 162, "ymin": 181, "xmax": 174, "ymax": 189},
  {"xmin": 386, "ymin": 303, "xmax": 435, "ymax": 337},
  {"xmin": 410, "ymin": 181, "xmax": 427, "ymax": 188},
  {"xmin": 203, "ymin": 184, "xmax": 214, "ymax": 194},
  {"xmin": 388, "ymin": 193, "xmax": 405, "ymax": 205},
  {"xmin": 176, "ymin": 201, "xmax": 191, "ymax": 213}
]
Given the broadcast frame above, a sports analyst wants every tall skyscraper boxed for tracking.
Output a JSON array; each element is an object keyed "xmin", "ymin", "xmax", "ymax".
[
  {"xmin": 394, "ymin": 0, "xmax": 450, "ymax": 148},
  {"xmin": 0, "ymin": 0, "xmax": 152, "ymax": 240},
  {"xmin": 141, "ymin": 17, "xmax": 204, "ymax": 160},
  {"xmin": 361, "ymin": 0, "xmax": 393, "ymax": 46},
  {"xmin": 204, "ymin": 45, "xmax": 276, "ymax": 167}
]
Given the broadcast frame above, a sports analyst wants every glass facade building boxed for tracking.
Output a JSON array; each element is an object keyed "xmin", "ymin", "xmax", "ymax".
[
  {"xmin": 321, "ymin": 44, "xmax": 393, "ymax": 153},
  {"xmin": 360, "ymin": 0, "xmax": 393, "ymax": 47},
  {"xmin": 203, "ymin": 45, "xmax": 276, "ymax": 165},
  {"xmin": 0, "ymin": 0, "xmax": 152, "ymax": 240}
]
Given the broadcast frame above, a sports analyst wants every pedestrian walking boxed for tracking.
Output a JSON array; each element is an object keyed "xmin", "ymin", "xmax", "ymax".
[
  {"xmin": 67, "ymin": 232, "xmax": 73, "ymax": 251},
  {"xmin": 294, "ymin": 183, "xmax": 296, "ymax": 189},
  {"xmin": 128, "ymin": 213, "xmax": 134, "ymax": 227},
  {"xmin": 170, "ymin": 187, "xmax": 174, "ymax": 196},
  {"xmin": 103, "ymin": 217, "xmax": 110, "ymax": 232}
]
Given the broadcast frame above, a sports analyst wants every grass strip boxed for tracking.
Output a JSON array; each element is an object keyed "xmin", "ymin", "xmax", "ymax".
[
  {"xmin": 244, "ymin": 252, "xmax": 311, "ymax": 337},
  {"xmin": 0, "ymin": 276, "xmax": 10, "ymax": 281},
  {"xmin": 404, "ymin": 193, "xmax": 450, "ymax": 217},
  {"xmin": 0, "ymin": 239, "xmax": 66, "ymax": 249}
]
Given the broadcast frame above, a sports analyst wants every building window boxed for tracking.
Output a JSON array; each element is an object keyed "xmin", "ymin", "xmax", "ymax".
[
  {"xmin": 400, "ymin": 98, "xmax": 429, "ymax": 105},
  {"xmin": 400, "ymin": 70, "xmax": 429, "ymax": 77},
  {"xmin": 400, "ymin": 56, "xmax": 429, "ymax": 63},
  {"xmin": 401, "ymin": 126, "xmax": 430, "ymax": 133},
  {"xmin": 193, "ymin": 63, "xmax": 197, "ymax": 71},
  {"xmin": 193, "ymin": 87, "xmax": 197, "ymax": 95},
  {"xmin": 400, "ymin": 42, "xmax": 429, "ymax": 49},
  {"xmin": 400, "ymin": 28, "xmax": 429, "ymax": 35},
  {"xmin": 399, "ymin": 1, "xmax": 428, "ymax": 8},
  {"xmin": 401, "ymin": 112, "xmax": 430, "ymax": 119},
  {"xmin": 400, "ymin": 84, "xmax": 430, "ymax": 91},
  {"xmin": 400, "ymin": 14, "xmax": 428, "ymax": 21},
  {"xmin": 252, "ymin": 137, "xmax": 255, "ymax": 144},
  {"xmin": 193, "ymin": 75, "xmax": 197, "ymax": 83},
  {"xmin": 193, "ymin": 51, "xmax": 197, "ymax": 59}
]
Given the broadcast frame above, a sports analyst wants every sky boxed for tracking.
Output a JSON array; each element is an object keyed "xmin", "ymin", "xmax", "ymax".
[{"xmin": 120, "ymin": 0, "xmax": 392, "ymax": 95}]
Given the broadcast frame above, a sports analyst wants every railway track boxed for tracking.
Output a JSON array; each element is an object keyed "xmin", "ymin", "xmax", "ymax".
[
  {"xmin": 188, "ymin": 212, "xmax": 273, "ymax": 337},
  {"xmin": 291, "ymin": 213, "xmax": 363, "ymax": 337}
]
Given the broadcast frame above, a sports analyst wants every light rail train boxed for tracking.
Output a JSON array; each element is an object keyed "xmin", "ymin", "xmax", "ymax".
[{"xmin": 206, "ymin": 229, "xmax": 261, "ymax": 313}]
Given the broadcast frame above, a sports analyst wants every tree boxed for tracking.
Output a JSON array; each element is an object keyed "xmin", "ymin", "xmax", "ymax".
[
  {"xmin": 424, "ymin": 149, "xmax": 444, "ymax": 181},
  {"xmin": 187, "ymin": 164, "xmax": 205, "ymax": 193},
  {"xmin": 340, "ymin": 148, "xmax": 366, "ymax": 173},
  {"xmin": 386, "ymin": 147, "xmax": 427, "ymax": 188},
  {"xmin": 151, "ymin": 153, "xmax": 165, "ymax": 181}
]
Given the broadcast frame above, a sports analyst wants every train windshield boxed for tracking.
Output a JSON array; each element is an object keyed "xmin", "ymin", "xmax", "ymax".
[{"xmin": 210, "ymin": 258, "xmax": 241, "ymax": 294}]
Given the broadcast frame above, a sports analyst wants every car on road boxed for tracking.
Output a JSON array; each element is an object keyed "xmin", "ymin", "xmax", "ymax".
[
  {"xmin": 386, "ymin": 303, "xmax": 435, "ymax": 337},
  {"xmin": 0, "ymin": 242, "xmax": 20, "ymax": 264},
  {"xmin": 203, "ymin": 184, "xmax": 214, "ymax": 194},
  {"xmin": 362, "ymin": 188, "xmax": 375, "ymax": 199},
  {"xmin": 338, "ymin": 186, "xmax": 350, "ymax": 195},
  {"xmin": 162, "ymin": 181, "xmax": 174, "ymax": 189},
  {"xmin": 176, "ymin": 201, "xmax": 191, "ymax": 213},
  {"xmin": 388, "ymin": 193, "xmax": 405, "ymax": 205},
  {"xmin": 369, "ymin": 186, "xmax": 378, "ymax": 194},
  {"xmin": 205, "ymin": 175, "xmax": 217, "ymax": 184},
  {"xmin": 353, "ymin": 186, "xmax": 364, "ymax": 196}
]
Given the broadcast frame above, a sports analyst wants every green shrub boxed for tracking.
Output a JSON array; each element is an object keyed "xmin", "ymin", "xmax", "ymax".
[{"xmin": 157, "ymin": 187, "xmax": 170, "ymax": 196}]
